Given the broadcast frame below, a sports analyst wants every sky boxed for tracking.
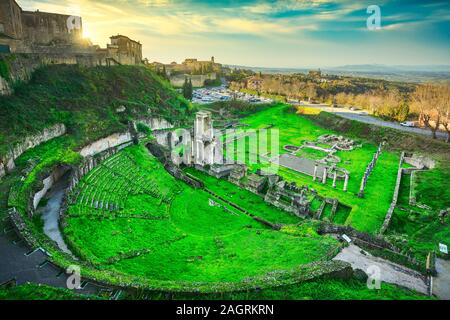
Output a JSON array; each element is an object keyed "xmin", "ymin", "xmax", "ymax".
[{"xmin": 18, "ymin": 0, "xmax": 450, "ymax": 68}]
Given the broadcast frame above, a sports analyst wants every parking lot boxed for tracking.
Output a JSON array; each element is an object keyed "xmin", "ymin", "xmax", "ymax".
[{"xmin": 192, "ymin": 86, "xmax": 274, "ymax": 104}]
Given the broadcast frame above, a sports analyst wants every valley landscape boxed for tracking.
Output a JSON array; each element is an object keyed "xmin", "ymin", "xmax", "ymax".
[{"xmin": 0, "ymin": 0, "xmax": 449, "ymax": 307}]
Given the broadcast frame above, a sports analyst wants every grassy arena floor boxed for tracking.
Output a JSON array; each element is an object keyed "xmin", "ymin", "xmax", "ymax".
[
  {"xmin": 227, "ymin": 104, "xmax": 401, "ymax": 233},
  {"xmin": 184, "ymin": 168, "xmax": 300, "ymax": 225},
  {"xmin": 64, "ymin": 144, "xmax": 339, "ymax": 283}
]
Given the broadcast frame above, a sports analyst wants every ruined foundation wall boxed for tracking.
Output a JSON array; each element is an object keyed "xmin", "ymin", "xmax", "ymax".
[
  {"xmin": 136, "ymin": 117, "xmax": 174, "ymax": 131},
  {"xmin": 0, "ymin": 52, "xmax": 102, "ymax": 96},
  {"xmin": 0, "ymin": 123, "xmax": 67, "ymax": 179},
  {"xmin": 380, "ymin": 152, "xmax": 405, "ymax": 234},
  {"xmin": 79, "ymin": 132, "xmax": 133, "ymax": 158}
]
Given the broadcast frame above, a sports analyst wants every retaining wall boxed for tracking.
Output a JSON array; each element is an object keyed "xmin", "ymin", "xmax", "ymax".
[
  {"xmin": 0, "ymin": 123, "xmax": 66, "ymax": 179},
  {"xmin": 380, "ymin": 152, "xmax": 405, "ymax": 234},
  {"xmin": 79, "ymin": 132, "xmax": 133, "ymax": 158}
]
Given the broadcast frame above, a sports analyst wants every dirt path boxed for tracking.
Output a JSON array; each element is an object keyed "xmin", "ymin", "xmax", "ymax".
[
  {"xmin": 333, "ymin": 244, "xmax": 428, "ymax": 295},
  {"xmin": 433, "ymin": 258, "xmax": 450, "ymax": 300}
]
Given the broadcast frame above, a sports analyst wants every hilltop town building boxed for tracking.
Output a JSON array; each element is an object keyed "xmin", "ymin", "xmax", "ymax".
[
  {"xmin": 95, "ymin": 35, "xmax": 143, "ymax": 66},
  {"xmin": 0, "ymin": 0, "xmax": 85, "ymax": 52},
  {"xmin": 149, "ymin": 57, "xmax": 222, "ymax": 87},
  {"xmin": 0, "ymin": 0, "xmax": 142, "ymax": 65}
]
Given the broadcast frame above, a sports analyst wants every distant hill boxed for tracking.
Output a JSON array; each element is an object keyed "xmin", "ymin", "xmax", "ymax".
[
  {"xmin": 225, "ymin": 64, "xmax": 450, "ymax": 83},
  {"xmin": 330, "ymin": 64, "xmax": 450, "ymax": 73}
]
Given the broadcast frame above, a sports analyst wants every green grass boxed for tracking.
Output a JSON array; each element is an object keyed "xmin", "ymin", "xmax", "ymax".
[
  {"xmin": 184, "ymin": 168, "xmax": 300, "ymax": 225},
  {"xmin": 0, "ymin": 283, "xmax": 98, "ymax": 300},
  {"xmin": 413, "ymin": 163, "xmax": 450, "ymax": 211},
  {"xmin": 166, "ymin": 278, "xmax": 432, "ymax": 300},
  {"xmin": 296, "ymin": 147, "xmax": 329, "ymax": 160},
  {"xmin": 64, "ymin": 144, "xmax": 339, "ymax": 283},
  {"xmin": 231, "ymin": 104, "xmax": 401, "ymax": 233},
  {"xmin": 0, "ymin": 79, "xmax": 450, "ymax": 299},
  {"xmin": 388, "ymin": 169, "xmax": 450, "ymax": 261},
  {"xmin": 321, "ymin": 204, "xmax": 333, "ymax": 221},
  {"xmin": 0, "ymin": 64, "xmax": 191, "ymax": 156},
  {"xmin": 7, "ymin": 136, "xmax": 81, "ymax": 214}
]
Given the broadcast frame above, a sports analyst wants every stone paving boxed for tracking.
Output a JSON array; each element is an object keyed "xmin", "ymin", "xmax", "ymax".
[
  {"xmin": 334, "ymin": 244, "xmax": 429, "ymax": 295},
  {"xmin": 277, "ymin": 153, "xmax": 326, "ymax": 177},
  {"xmin": 433, "ymin": 258, "xmax": 450, "ymax": 300}
]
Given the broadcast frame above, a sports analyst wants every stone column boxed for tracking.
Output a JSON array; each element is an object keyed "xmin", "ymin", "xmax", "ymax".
[
  {"xmin": 322, "ymin": 167, "xmax": 328, "ymax": 184},
  {"xmin": 332, "ymin": 171, "xmax": 337, "ymax": 188},
  {"xmin": 358, "ymin": 177, "xmax": 365, "ymax": 198},
  {"xmin": 313, "ymin": 165, "xmax": 318, "ymax": 182},
  {"xmin": 343, "ymin": 173, "xmax": 349, "ymax": 192}
]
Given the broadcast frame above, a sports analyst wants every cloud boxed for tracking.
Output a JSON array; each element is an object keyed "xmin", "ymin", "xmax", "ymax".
[{"xmin": 16, "ymin": 0, "xmax": 450, "ymax": 66}]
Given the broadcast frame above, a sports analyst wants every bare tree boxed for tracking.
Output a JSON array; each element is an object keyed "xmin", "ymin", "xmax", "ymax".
[
  {"xmin": 411, "ymin": 84, "xmax": 446, "ymax": 139},
  {"xmin": 439, "ymin": 85, "xmax": 450, "ymax": 142}
]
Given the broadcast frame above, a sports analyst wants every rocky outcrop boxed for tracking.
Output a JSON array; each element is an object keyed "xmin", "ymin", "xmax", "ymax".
[
  {"xmin": 79, "ymin": 132, "xmax": 133, "ymax": 158},
  {"xmin": 0, "ymin": 123, "xmax": 66, "ymax": 179}
]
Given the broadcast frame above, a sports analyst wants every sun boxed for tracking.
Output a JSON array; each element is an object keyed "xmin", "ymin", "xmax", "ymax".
[{"xmin": 82, "ymin": 27, "xmax": 92, "ymax": 40}]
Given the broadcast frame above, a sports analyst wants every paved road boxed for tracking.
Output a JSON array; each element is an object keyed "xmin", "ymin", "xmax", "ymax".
[
  {"xmin": 433, "ymin": 258, "xmax": 450, "ymax": 300},
  {"xmin": 334, "ymin": 244, "xmax": 429, "ymax": 295},
  {"xmin": 301, "ymin": 103, "xmax": 447, "ymax": 140}
]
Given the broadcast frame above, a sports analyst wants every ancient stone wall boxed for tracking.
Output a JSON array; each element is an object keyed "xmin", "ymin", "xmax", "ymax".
[
  {"xmin": 67, "ymin": 147, "xmax": 124, "ymax": 195},
  {"xmin": 0, "ymin": 123, "xmax": 66, "ymax": 179},
  {"xmin": 0, "ymin": 52, "xmax": 105, "ymax": 96},
  {"xmin": 79, "ymin": 132, "xmax": 133, "ymax": 158},
  {"xmin": 32, "ymin": 165, "xmax": 68, "ymax": 210},
  {"xmin": 0, "ymin": 0, "xmax": 23, "ymax": 40},
  {"xmin": 404, "ymin": 154, "xmax": 436, "ymax": 170},
  {"xmin": 380, "ymin": 152, "xmax": 405, "ymax": 234},
  {"xmin": 146, "ymin": 141, "xmax": 204, "ymax": 189},
  {"xmin": 170, "ymin": 73, "xmax": 217, "ymax": 88},
  {"xmin": 21, "ymin": 10, "xmax": 82, "ymax": 46},
  {"xmin": 136, "ymin": 117, "xmax": 174, "ymax": 131}
]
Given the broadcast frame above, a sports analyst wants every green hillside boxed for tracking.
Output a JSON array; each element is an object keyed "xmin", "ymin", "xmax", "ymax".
[{"xmin": 0, "ymin": 64, "xmax": 192, "ymax": 155}]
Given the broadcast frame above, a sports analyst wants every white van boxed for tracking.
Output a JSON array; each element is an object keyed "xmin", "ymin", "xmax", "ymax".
[{"xmin": 400, "ymin": 121, "xmax": 416, "ymax": 127}]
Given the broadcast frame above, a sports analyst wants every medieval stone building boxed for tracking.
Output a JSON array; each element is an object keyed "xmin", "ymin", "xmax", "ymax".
[
  {"xmin": 0, "ymin": 0, "xmax": 143, "ymax": 66},
  {"xmin": 154, "ymin": 57, "xmax": 222, "ymax": 87},
  {"xmin": 0, "ymin": 0, "xmax": 85, "ymax": 53},
  {"xmin": 107, "ymin": 35, "xmax": 142, "ymax": 65}
]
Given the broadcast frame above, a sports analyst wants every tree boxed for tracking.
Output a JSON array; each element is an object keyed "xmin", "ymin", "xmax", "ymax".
[
  {"xmin": 305, "ymin": 83, "xmax": 317, "ymax": 102},
  {"xmin": 396, "ymin": 101, "xmax": 410, "ymax": 122},
  {"xmin": 438, "ymin": 85, "xmax": 450, "ymax": 142},
  {"xmin": 411, "ymin": 84, "xmax": 447, "ymax": 139},
  {"xmin": 182, "ymin": 77, "xmax": 193, "ymax": 100},
  {"xmin": 188, "ymin": 78, "xmax": 193, "ymax": 100}
]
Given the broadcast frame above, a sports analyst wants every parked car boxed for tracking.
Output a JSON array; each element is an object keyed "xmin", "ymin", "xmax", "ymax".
[{"xmin": 400, "ymin": 121, "xmax": 416, "ymax": 127}]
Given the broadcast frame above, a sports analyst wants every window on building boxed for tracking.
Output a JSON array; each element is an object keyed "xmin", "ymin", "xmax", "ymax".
[{"xmin": 0, "ymin": 23, "xmax": 5, "ymax": 33}]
